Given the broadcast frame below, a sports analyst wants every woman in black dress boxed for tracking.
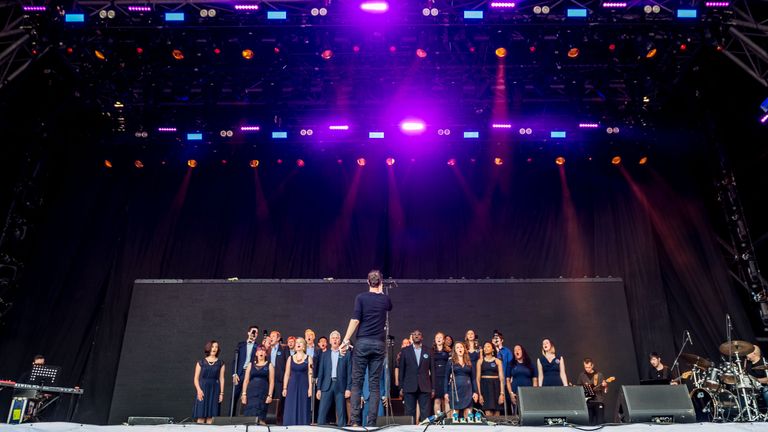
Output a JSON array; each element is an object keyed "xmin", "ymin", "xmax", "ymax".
[
  {"xmin": 431, "ymin": 332, "xmax": 451, "ymax": 416},
  {"xmin": 509, "ymin": 344, "xmax": 537, "ymax": 412},
  {"xmin": 241, "ymin": 345, "xmax": 274, "ymax": 424},
  {"xmin": 536, "ymin": 338, "xmax": 568, "ymax": 387},
  {"xmin": 443, "ymin": 342, "xmax": 478, "ymax": 419},
  {"xmin": 476, "ymin": 342, "xmax": 505, "ymax": 416},
  {"xmin": 193, "ymin": 340, "xmax": 226, "ymax": 424},
  {"xmin": 464, "ymin": 330, "xmax": 480, "ymax": 364}
]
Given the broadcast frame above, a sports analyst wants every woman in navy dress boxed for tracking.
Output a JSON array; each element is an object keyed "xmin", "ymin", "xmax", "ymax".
[
  {"xmin": 193, "ymin": 340, "xmax": 226, "ymax": 424},
  {"xmin": 536, "ymin": 338, "xmax": 568, "ymax": 387},
  {"xmin": 443, "ymin": 342, "xmax": 478, "ymax": 419},
  {"xmin": 476, "ymin": 342, "xmax": 505, "ymax": 416},
  {"xmin": 241, "ymin": 345, "xmax": 274, "ymax": 424},
  {"xmin": 431, "ymin": 332, "xmax": 451, "ymax": 415},
  {"xmin": 509, "ymin": 345, "xmax": 537, "ymax": 412},
  {"xmin": 282, "ymin": 337, "xmax": 313, "ymax": 425},
  {"xmin": 465, "ymin": 330, "xmax": 481, "ymax": 364}
]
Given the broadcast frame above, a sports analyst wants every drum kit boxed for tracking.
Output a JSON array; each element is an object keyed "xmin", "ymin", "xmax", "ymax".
[{"xmin": 680, "ymin": 340, "xmax": 767, "ymax": 422}]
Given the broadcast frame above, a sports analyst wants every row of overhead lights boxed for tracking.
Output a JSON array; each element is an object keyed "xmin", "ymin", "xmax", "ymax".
[{"xmin": 106, "ymin": 156, "xmax": 649, "ymax": 169}]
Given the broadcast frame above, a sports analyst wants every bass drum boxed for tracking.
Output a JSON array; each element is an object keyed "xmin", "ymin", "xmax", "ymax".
[{"xmin": 690, "ymin": 387, "xmax": 740, "ymax": 422}]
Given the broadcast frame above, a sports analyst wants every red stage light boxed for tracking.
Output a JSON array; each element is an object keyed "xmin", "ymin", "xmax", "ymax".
[
  {"xmin": 277, "ymin": 159, "xmax": 283, "ymax": 165},
  {"xmin": 529, "ymin": 46, "xmax": 536, "ymax": 53},
  {"xmin": 680, "ymin": 44, "xmax": 688, "ymax": 52},
  {"xmin": 416, "ymin": 48, "xmax": 427, "ymax": 58},
  {"xmin": 608, "ymin": 43, "xmax": 616, "ymax": 52},
  {"xmin": 555, "ymin": 156, "xmax": 565, "ymax": 165},
  {"xmin": 447, "ymin": 158, "xmax": 456, "ymax": 166},
  {"xmin": 353, "ymin": 45, "xmax": 360, "ymax": 53},
  {"xmin": 66, "ymin": 47, "xmax": 74, "ymax": 55},
  {"xmin": 187, "ymin": 159, "xmax": 197, "ymax": 168},
  {"xmin": 567, "ymin": 48, "xmax": 580, "ymax": 58},
  {"xmin": 357, "ymin": 158, "xmax": 366, "ymax": 166},
  {"xmin": 469, "ymin": 46, "xmax": 476, "ymax": 53},
  {"xmin": 297, "ymin": 159, "xmax": 305, "ymax": 167},
  {"xmin": 611, "ymin": 156, "xmax": 622, "ymax": 165},
  {"xmin": 321, "ymin": 49, "xmax": 333, "ymax": 60},
  {"xmin": 273, "ymin": 47, "xmax": 280, "ymax": 54},
  {"xmin": 104, "ymin": 160, "xmax": 113, "ymax": 168},
  {"xmin": 389, "ymin": 45, "xmax": 396, "ymax": 53},
  {"xmin": 386, "ymin": 157, "xmax": 395, "ymax": 166},
  {"xmin": 214, "ymin": 48, "xmax": 221, "ymax": 55},
  {"xmin": 249, "ymin": 160, "xmax": 260, "ymax": 168},
  {"xmin": 172, "ymin": 49, "xmax": 184, "ymax": 60},
  {"xmin": 134, "ymin": 160, "xmax": 144, "ymax": 169},
  {"xmin": 221, "ymin": 159, "xmax": 228, "ymax": 165},
  {"xmin": 136, "ymin": 47, "xmax": 144, "ymax": 55}
]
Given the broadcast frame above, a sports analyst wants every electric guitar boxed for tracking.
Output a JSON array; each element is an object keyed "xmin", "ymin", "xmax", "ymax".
[{"xmin": 582, "ymin": 376, "xmax": 616, "ymax": 400}]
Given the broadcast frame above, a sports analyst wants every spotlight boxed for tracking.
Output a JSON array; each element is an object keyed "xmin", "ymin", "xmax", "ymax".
[
  {"xmin": 311, "ymin": 8, "xmax": 320, "ymax": 16},
  {"xmin": 416, "ymin": 48, "xmax": 427, "ymax": 58},
  {"xmin": 249, "ymin": 160, "xmax": 260, "ymax": 168},
  {"xmin": 431, "ymin": 8, "xmax": 439, "ymax": 16},
  {"xmin": 221, "ymin": 159, "xmax": 228, "ymax": 165},
  {"xmin": 399, "ymin": 119, "xmax": 426, "ymax": 134},
  {"xmin": 187, "ymin": 159, "xmax": 197, "ymax": 168},
  {"xmin": 296, "ymin": 159, "xmax": 305, "ymax": 167},
  {"xmin": 242, "ymin": 49, "xmax": 254, "ymax": 60},
  {"xmin": 608, "ymin": 43, "xmax": 616, "ymax": 52},
  {"xmin": 567, "ymin": 48, "xmax": 580, "ymax": 58},
  {"xmin": 422, "ymin": 8, "xmax": 431, "ymax": 16},
  {"xmin": 447, "ymin": 158, "xmax": 456, "ymax": 166},
  {"xmin": 357, "ymin": 158, "xmax": 366, "ymax": 166},
  {"xmin": 555, "ymin": 156, "xmax": 566, "ymax": 165},
  {"xmin": 214, "ymin": 48, "xmax": 221, "ymax": 55},
  {"xmin": 134, "ymin": 160, "xmax": 144, "ymax": 169},
  {"xmin": 680, "ymin": 43, "xmax": 688, "ymax": 52},
  {"xmin": 639, "ymin": 156, "xmax": 648, "ymax": 165},
  {"xmin": 172, "ymin": 49, "xmax": 184, "ymax": 60},
  {"xmin": 320, "ymin": 7, "xmax": 328, "ymax": 16},
  {"xmin": 321, "ymin": 49, "xmax": 333, "ymax": 60},
  {"xmin": 611, "ymin": 156, "xmax": 622, "ymax": 165},
  {"xmin": 389, "ymin": 45, "xmax": 397, "ymax": 53},
  {"xmin": 495, "ymin": 47, "xmax": 507, "ymax": 58},
  {"xmin": 646, "ymin": 47, "xmax": 657, "ymax": 59},
  {"xmin": 94, "ymin": 50, "xmax": 106, "ymax": 61},
  {"xmin": 386, "ymin": 157, "xmax": 396, "ymax": 166},
  {"xmin": 136, "ymin": 47, "xmax": 144, "ymax": 55},
  {"xmin": 104, "ymin": 160, "xmax": 113, "ymax": 168},
  {"xmin": 360, "ymin": 1, "xmax": 389, "ymax": 13},
  {"xmin": 494, "ymin": 157, "xmax": 504, "ymax": 166}
]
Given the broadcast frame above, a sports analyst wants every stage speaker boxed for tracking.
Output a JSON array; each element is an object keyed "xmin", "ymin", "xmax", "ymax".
[
  {"xmin": 376, "ymin": 415, "xmax": 413, "ymax": 426},
  {"xmin": 127, "ymin": 416, "xmax": 173, "ymax": 425},
  {"xmin": 518, "ymin": 386, "xmax": 589, "ymax": 426},
  {"xmin": 616, "ymin": 385, "xmax": 695, "ymax": 424},
  {"xmin": 212, "ymin": 416, "xmax": 260, "ymax": 425}
]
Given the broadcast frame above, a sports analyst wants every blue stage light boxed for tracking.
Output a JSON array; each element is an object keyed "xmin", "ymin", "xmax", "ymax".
[
  {"xmin": 187, "ymin": 133, "xmax": 203, "ymax": 141},
  {"xmin": 550, "ymin": 131, "xmax": 567, "ymax": 139},
  {"xmin": 64, "ymin": 13, "xmax": 85, "ymax": 23},
  {"xmin": 165, "ymin": 12, "xmax": 185, "ymax": 21},
  {"xmin": 272, "ymin": 131, "xmax": 288, "ymax": 139},
  {"xmin": 567, "ymin": 8, "xmax": 588, "ymax": 17},
  {"xmin": 267, "ymin": 11, "xmax": 287, "ymax": 20},
  {"xmin": 676, "ymin": 9, "xmax": 698, "ymax": 18},
  {"xmin": 463, "ymin": 11, "xmax": 484, "ymax": 19},
  {"xmin": 369, "ymin": 132, "xmax": 385, "ymax": 139},
  {"xmin": 463, "ymin": 131, "xmax": 480, "ymax": 138}
]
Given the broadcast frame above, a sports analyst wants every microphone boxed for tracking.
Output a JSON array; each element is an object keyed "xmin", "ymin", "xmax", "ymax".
[
  {"xmin": 685, "ymin": 330, "xmax": 693, "ymax": 346},
  {"xmin": 419, "ymin": 411, "xmax": 446, "ymax": 425}
]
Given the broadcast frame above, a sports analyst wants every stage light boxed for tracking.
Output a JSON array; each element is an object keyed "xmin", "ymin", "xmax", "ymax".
[
  {"xmin": 312, "ymin": 8, "xmax": 320, "ymax": 16},
  {"xmin": 353, "ymin": 45, "xmax": 361, "ymax": 53},
  {"xmin": 274, "ymin": 47, "xmax": 280, "ymax": 54},
  {"xmin": 492, "ymin": 123, "xmax": 512, "ymax": 129},
  {"xmin": 157, "ymin": 127, "xmax": 177, "ymax": 132},
  {"xmin": 94, "ymin": 50, "xmax": 106, "ymax": 61},
  {"xmin": 389, "ymin": 45, "xmax": 397, "ymax": 53},
  {"xmin": 296, "ymin": 159, "xmax": 305, "ymax": 167},
  {"xmin": 677, "ymin": 9, "xmax": 698, "ymax": 19},
  {"xmin": 277, "ymin": 159, "xmax": 283, "ymax": 164},
  {"xmin": 221, "ymin": 159, "xmax": 228, "ymax": 165},
  {"xmin": 321, "ymin": 49, "xmax": 333, "ymax": 60},
  {"xmin": 608, "ymin": 43, "xmax": 616, "ymax": 52},
  {"xmin": 172, "ymin": 49, "xmax": 185, "ymax": 60},
  {"xmin": 337, "ymin": 159, "xmax": 343, "ymax": 165},
  {"xmin": 219, "ymin": 130, "xmax": 233, "ymax": 137},
  {"xmin": 242, "ymin": 49, "xmax": 254, "ymax": 60},
  {"xmin": 22, "ymin": 6, "xmax": 46, "ymax": 11},
  {"xmin": 567, "ymin": 48, "xmax": 580, "ymax": 58},
  {"xmin": 267, "ymin": 11, "xmax": 287, "ymax": 19},
  {"xmin": 533, "ymin": 6, "xmax": 550, "ymax": 14},
  {"xmin": 104, "ymin": 159, "xmax": 113, "ymax": 169},
  {"xmin": 64, "ymin": 13, "xmax": 85, "ymax": 23},
  {"xmin": 759, "ymin": 97, "xmax": 768, "ymax": 112},
  {"xmin": 134, "ymin": 160, "xmax": 144, "ymax": 169},
  {"xmin": 165, "ymin": 12, "xmax": 185, "ymax": 22},
  {"xmin": 602, "ymin": 2, "xmax": 627, "ymax": 7},
  {"xmin": 437, "ymin": 128, "xmax": 451, "ymax": 135},
  {"xmin": 357, "ymin": 158, "xmax": 366, "ymax": 166},
  {"xmin": 639, "ymin": 156, "xmax": 648, "ymax": 165},
  {"xmin": 680, "ymin": 43, "xmax": 688, "ymax": 52},
  {"xmin": 386, "ymin": 157, "xmax": 395, "ymax": 166},
  {"xmin": 214, "ymin": 48, "xmax": 221, "ymax": 55},
  {"xmin": 400, "ymin": 120, "xmax": 426, "ymax": 134},
  {"xmin": 495, "ymin": 47, "xmax": 507, "ymax": 58},
  {"xmin": 567, "ymin": 8, "xmax": 587, "ymax": 18},
  {"xmin": 127, "ymin": 6, "xmax": 151, "ymax": 12},
  {"xmin": 555, "ymin": 156, "xmax": 565, "ymax": 165},
  {"xmin": 369, "ymin": 132, "xmax": 384, "ymax": 139},
  {"xmin": 99, "ymin": 10, "xmax": 116, "ymax": 19},
  {"xmin": 447, "ymin": 158, "xmax": 456, "ymax": 166},
  {"xmin": 705, "ymin": 2, "xmax": 730, "ymax": 6},
  {"xmin": 66, "ymin": 47, "xmax": 74, "ymax": 55},
  {"xmin": 187, "ymin": 133, "xmax": 203, "ymax": 141},
  {"xmin": 187, "ymin": 159, "xmax": 197, "ymax": 168},
  {"xmin": 611, "ymin": 156, "xmax": 622, "ymax": 165},
  {"xmin": 464, "ymin": 11, "xmax": 484, "ymax": 19},
  {"xmin": 299, "ymin": 129, "xmax": 314, "ymax": 136},
  {"xmin": 579, "ymin": 123, "xmax": 599, "ymax": 128},
  {"xmin": 422, "ymin": 8, "xmax": 431, "ymax": 16},
  {"xmin": 360, "ymin": 1, "xmax": 389, "ymax": 13},
  {"xmin": 241, "ymin": 126, "xmax": 260, "ymax": 132},
  {"xmin": 249, "ymin": 160, "xmax": 260, "ymax": 168},
  {"xmin": 203, "ymin": 8, "xmax": 216, "ymax": 17},
  {"xmin": 136, "ymin": 47, "xmax": 144, "ymax": 55},
  {"xmin": 463, "ymin": 131, "xmax": 479, "ymax": 138},
  {"xmin": 272, "ymin": 131, "xmax": 288, "ymax": 139},
  {"xmin": 529, "ymin": 45, "xmax": 536, "ymax": 53},
  {"xmin": 234, "ymin": 4, "xmax": 260, "ymax": 11},
  {"xmin": 646, "ymin": 47, "xmax": 657, "ymax": 59},
  {"xmin": 416, "ymin": 48, "xmax": 427, "ymax": 58},
  {"xmin": 760, "ymin": 113, "xmax": 768, "ymax": 124},
  {"xmin": 490, "ymin": 2, "xmax": 517, "ymax": 8},
  {"xmin": 329, "ymin": 125, "xmax": 350, "ymax": 130},
  {"xmin": 494, "ymin": 157, "xmax": 503, "ymax": 166},
  {"xmin": 551, "ymin": 131, "xmax": 566, "ymax": 138}
]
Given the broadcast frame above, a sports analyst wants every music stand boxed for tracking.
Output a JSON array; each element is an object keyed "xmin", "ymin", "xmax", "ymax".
[{"xmin": 29, "ymin": 365, "xmax": 60, "ymax": 387}]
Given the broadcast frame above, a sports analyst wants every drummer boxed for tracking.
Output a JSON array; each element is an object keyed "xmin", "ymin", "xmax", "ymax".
[{"xmin": 745, "ymin": 345, "xmax": 768, "ymax": 402}]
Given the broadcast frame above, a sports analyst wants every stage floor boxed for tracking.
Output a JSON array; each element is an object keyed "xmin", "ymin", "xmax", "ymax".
[{"xmin": 2, "ymin": 423, "xmax": 768, "ymax": 432}]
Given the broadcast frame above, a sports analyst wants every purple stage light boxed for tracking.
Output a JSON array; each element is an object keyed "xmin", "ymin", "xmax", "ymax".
[
  {"xmin": 489, "ymin": 2, "xmax": 517, "ymax": 8},
  {"xmin": 492, "ymin": 123, "xmax": 513, "ymax": 129},
  {"xmin": 329, "ymin": 125, "xmax": 350, "ymax": 131},
  {"xmin": 400, "ymin": 119, "xmax": 426, "ymax": 134},
  {"xmin": 157, "ymin": 127, "xmax": 177, "ymax": 132},
  {"xmin": 360, "ymin": 1, "xmax": 389, "ymax": 13},
  {"xmin": 240, "ymin": 125, "xmax": 261, "ymax": 132},
  {"xmin": 578, "ymin": 123, "xmax": 600, "ymax": 128},
  {"xmin": 234, "ymin": 4, "xmax": 260, "ymax": 10},
  {"xmin": 127, "ymin": 6, "xmax": 152, "ymax": 12},
  {"xmin": 705, "ymin": 1, "xmax": 730, "ymax": 6},
  {"xmin": 602, "ymin": 2, "xmax": 628, "ymax": 7},
  {"xmin": 760, "ymin": 113, "xmax": 768, "ymax": 124},
  {"xmin": 22, "ymin": 6, "xmax": 47, "ymax": 11}
]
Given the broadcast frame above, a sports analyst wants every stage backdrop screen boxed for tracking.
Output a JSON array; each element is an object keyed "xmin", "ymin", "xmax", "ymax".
[{"xmin": 109, "ymin": 278, "xmax": 638, "ymax": 424}]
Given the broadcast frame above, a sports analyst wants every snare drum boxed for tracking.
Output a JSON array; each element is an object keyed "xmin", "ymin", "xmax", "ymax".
[
  {"xmin": 690, "ymin": 387, "xmax": 740, "ymax": 422},
  {"xmin": 720, "ymin": 363, "xmax": 738, "ymax": 385},
  {"xmin": 704, "ymin": 368, "xmax": 722, "ymax": 390}
]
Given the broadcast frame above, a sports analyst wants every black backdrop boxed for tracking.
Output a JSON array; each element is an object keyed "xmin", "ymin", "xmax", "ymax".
[
  {"xmin": 109, "ymin": 279, "xmax": 638, "ymax": 424},
  {"xmin": 0, "ymin": 147, "xmax": 755, "ymax": 425}
]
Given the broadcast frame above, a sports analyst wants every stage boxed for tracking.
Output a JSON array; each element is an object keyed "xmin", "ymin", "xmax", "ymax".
[{"xmin": 2, "ymin": 423, "xmax": 768, "ymax": 432}]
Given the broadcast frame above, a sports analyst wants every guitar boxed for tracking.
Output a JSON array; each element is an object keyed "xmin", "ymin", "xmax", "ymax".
[
  {"xmin": 582, "ymin": 376, "xmax": 616, "ymax": 400},
  {"xmin": 671, "ymin": 370, "xmax": 693, "ymax": 384}
]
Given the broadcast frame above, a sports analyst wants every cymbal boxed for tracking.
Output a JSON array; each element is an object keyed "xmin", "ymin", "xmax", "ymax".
[
  {"xmin": 680, "ymin": 353, "xmax": 713, "ymax": 369},
  {"xmin": 752, "ymin": 365, "xmax": 768, "ymax": 371},
  {"xmin": 719, "ymin": 340, "xmax": 755, "ymax": 356}
]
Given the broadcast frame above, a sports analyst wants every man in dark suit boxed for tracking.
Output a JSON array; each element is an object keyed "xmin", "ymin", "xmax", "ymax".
[
  {"xmin": 315, "ymin": 330, "xmax": 351, "ymax": 426},
  {"xmin": 232, "ymin": 325, "xmax": 259, "ymax": 416},
  {"xmin": 267, "ymin": 330, "xmax": 290, "ymax": 423},
  {"xmin": 398, "ymin": 329, "xmax": 433, "ymax": 423}
]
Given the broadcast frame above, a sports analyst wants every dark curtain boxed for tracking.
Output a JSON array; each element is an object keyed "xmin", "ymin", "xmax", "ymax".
[{"xmin": 0, "ymin": 143, "xmax": 753, "ymax": 424}]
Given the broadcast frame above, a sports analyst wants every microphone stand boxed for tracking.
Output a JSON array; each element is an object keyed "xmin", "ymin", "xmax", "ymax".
[
  {"xmin": 670, "ymin": 331, "xmax": 690, "ymax": 384},
  {"xmin": 449, "ymin": 361, "xmax": 460, "ymax": 421},
  {"xmin": 230, "ymin": 348, "xmax": 240, "ymax": 417}
]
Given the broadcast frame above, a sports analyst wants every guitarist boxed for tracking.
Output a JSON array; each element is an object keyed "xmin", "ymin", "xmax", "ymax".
[{"xmin": 577, "ymin": 358, "xmax": 609, "ymax": 425}]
